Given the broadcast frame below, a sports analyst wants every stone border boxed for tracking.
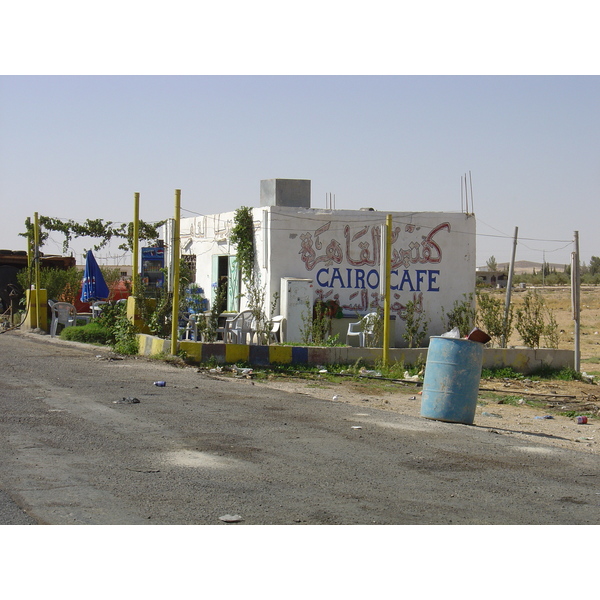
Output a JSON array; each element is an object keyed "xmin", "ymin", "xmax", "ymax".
[{"xmin": 136, "ymin": 334, "xmax": 574, "ymax": 374}]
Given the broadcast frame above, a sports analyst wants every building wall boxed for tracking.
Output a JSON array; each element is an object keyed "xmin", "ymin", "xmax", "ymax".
[{"xmin": 174, "ymin": 206, "xmax": 476, "ymax": 347}]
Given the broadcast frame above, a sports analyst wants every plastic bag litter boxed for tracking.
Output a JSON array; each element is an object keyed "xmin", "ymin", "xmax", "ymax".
[
  {"xmin": 403, "ymin": 371, "xmax": 420, "ymax": 382},
  {"xmin": 232, "ymin": 365, "xmax": 253, "ymax": 376},
  {"xmin": 359, "ymin": 368, "xmax": 382, "ymax": 377},
  {"xmin": 441, "ymin": 327, "xmax": 461, "ymax": 338},
  {"xmin": 219, "ymin": 514, "xmax": 243, "ymax": 523}
]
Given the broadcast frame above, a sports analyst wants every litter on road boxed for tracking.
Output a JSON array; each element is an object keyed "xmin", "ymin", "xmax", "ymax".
[
  {"xmin": 219, "ymin": 514, "xmax": 243, "ymax": 523},
  {"xmin": 113, "ymin": 397, "xmax": 140, "ymax": 404},
  {"xmin": 482, "ymin": 412, "xmax": 503, "ymax": 418}
]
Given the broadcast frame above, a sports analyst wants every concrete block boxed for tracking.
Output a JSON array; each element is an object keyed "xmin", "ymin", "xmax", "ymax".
[{"xmin": 260, "ymin": 179, "xmax": 311, "ymax": 208}]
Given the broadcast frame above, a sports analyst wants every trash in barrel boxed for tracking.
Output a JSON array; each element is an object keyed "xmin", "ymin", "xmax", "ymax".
[{"xmin": 420, "ymin": 336, "xmax": 484, "ymax": 425}]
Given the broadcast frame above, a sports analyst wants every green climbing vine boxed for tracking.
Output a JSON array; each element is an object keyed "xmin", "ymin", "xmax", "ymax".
[
  {"xmin": 20, "ymin": 216, "xmax": 165, "ymax": 253},
  {"xmin": 229, "ymin": 206, "xmax": 255, "ymax": 283}
]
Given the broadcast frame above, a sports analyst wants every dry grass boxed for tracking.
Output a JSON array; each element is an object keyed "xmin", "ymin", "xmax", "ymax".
[{"xmin": 489, "ymin": 285, "xmax": 600, "ymax": 375}]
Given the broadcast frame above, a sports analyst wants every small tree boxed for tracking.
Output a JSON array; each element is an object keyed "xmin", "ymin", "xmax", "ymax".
[
  {"xmin": 476, "ymin": 290, "xmax": 513, "ymax": 347},
  {"xmin": 17, "ymin": 266, "xmax": 82, "ymax": 305},
  {"xmin": 442, "ymin": 293, "xmax": 476, "ymax": 337},
  {"xmin": 401, "ymin": 300, "xmax": 429, "ymax": 348},
  {"xmin": 298, "ymin": 299, "xmax": 338, "ymax": 346},
  {"xmin": 514, "ymin": 291, "xmax": 558, "ymax": 349},
  {"xmin": 486, "ymin": 255, "xmax": 498, "ymax": 272},
  {"xmin": 245, "ymin": 274, "xmax": 269, "ymax": 344}
]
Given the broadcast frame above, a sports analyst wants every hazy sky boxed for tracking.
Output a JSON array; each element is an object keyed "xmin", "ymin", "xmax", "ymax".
[{"xmin": 1, "ymin": 5, "xmax": 598, "ymax": 270}]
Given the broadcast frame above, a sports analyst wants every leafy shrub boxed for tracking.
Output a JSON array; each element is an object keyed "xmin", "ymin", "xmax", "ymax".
[
  {"xmin": 442, "ymin": 293, "xmax": 476, "ymax": 337},
  {"xmin": 59, "ymin": 322, "xmax": 112, "ymax": 345},
  {"xmin": 96, "ymin": 301, "xmax": 139, "ymax": 354},
  {"xmin": 476, "ymin": 290, "xmax": 513, "ymax": 347},
  {"xmin": 401, "ymin": 300, "xmax": 428, "ymax": 348},
  {"xmin": 529, "ymin": 365, "xmax": 583, "ymax": 381},
  {"xmin": 17, "ymin": 266, "xmax": 82, "ymax": 305},
  {"xmin": 481, "ymin": 366, "xmax": 523, "ymax": 379},
  {"xmin": 514, "ymin": 291, "xmax": 559, "ymax": 348}
]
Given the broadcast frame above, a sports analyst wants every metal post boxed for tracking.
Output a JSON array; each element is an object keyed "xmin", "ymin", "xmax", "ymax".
[
  {"xmin": 33, "ymin": 212, "xmax": 41, "ymax": 329},
  {"xmin": 170, "ymin": 190, "xmax": 181, "ymax": 355},
  {"xmin": 27, "ymin": 220, "xmax": 33, "ymax": 270},
  {"xmin": 501, "ymin": 226, "xmax": 518, "ymax": 348},
  {"xmin": 132, "ymin": 192, "xmax": 140, "ymax": 296},
  {"xmin": 382, "ymin": 214, "xmax": 392, "ymax": 365}
]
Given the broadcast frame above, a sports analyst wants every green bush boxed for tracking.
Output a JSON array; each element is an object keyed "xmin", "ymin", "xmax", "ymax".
[
  {"xmin": 401, "ymin": 300, "xmax": 428, "ymax": 348},
  {"xmin": 476, "ymin": 290, "xmax": 513, "ymax": 347},
  {"xmin": 95, "ymin": 301, "xmax": 139, "ymax": 355},
  {"xmin": 59, "ymin": 322, "xmax": 112, "ymax": 345},
  {"xmin": 529, "ymin": 365, "xmax": 583, "ymax": 381},
  {"xmin": 481, "ymin": 366, "xmax": 523, "ymax": 379},
  {"xmin": 442, "ymin": 293, "xmax": 476, "ymax": 337},
  {"xmin": 17, "ymin": 266, "xmax": 82, "ymax": 305},
  {"xmin": 56, "ymin": 302, "xmax": 137, "ymax": 352},
  {"xmin": 514, "ymin": 291, "xmax": 558, "ymax": 349}
]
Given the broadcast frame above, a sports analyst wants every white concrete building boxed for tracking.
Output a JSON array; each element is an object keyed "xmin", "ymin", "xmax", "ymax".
[{"xmin": 165, "ymin": 179, "xmax": 477, "ymax": 347}]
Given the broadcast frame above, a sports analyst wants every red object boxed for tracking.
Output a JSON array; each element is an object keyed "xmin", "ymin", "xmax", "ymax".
[
  {"xmin": 577, "ymin": 416, "xmax": 588, "ymax": 424},
  {"xmin": 467, "ymin": 327, "xmax": 491, "ymax": 344},
  {"xmin": 73, "ymin": 279, "xmax": 130, "ymax": 312}
]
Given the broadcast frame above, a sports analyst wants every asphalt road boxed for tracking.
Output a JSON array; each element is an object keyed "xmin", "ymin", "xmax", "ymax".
[{"xmin": 1, "ymin": 330, "xmax": 599, "ymax": 525}]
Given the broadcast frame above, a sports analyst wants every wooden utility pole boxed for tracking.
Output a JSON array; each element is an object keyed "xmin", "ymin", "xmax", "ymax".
[
  {"xmin": 501, "ymin": 226, "xmax": 518, "ymax": 348},
  {"xmin": 572, "ymin": 231, "xmax": 581, "ymax": 372}
]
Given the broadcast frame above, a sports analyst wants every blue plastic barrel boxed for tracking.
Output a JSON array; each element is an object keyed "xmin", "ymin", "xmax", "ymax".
[{"xmin": 420, "ymin": 336, "xmax": 483, "ymax": 425}]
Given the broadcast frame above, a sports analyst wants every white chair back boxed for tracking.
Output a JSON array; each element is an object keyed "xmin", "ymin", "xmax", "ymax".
[{"xmin": 50, "ymin": 302, "xmax": 77, "ymax": 337}]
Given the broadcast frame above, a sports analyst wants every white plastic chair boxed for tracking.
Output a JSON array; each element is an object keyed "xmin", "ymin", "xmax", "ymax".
[
  {"xmin": 50, "ymin": 302, "xmax": 78, "ymax": 337},
  {"xmin": 269, "ymin": 315, "xmax": 285, "ymax": 343},
  {"xmin": 180, "ymin": 313, "xmax": 201, "ymax": 341},
  {"xmin": 224, "ymin": 310, "xmax": 255, "ymax": 344},
  {"xmin": 346, "ymin": 312, "xmax": 379, "ymax": 347},
  {"xmin": 91, "ymin": 301, "xmax": 108, "ymax": 319}
]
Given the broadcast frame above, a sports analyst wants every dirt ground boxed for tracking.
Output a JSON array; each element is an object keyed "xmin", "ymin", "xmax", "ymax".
[
  {"xmin": 12, "ymin": 285, "xmax": 600, "ymax": 457},
  {"xmin": 212, "ymin": 286, "xmax": 598, "ymax": 453},
  {"xmin": 235, "ymin": 371, "xmax": 598, "ymax": 456},
  {"xmin": 217, "ymin": 286, "xmax": 600, "ymax": 456},
  {"xmin": 507, "ymin": 285, "xmax": 600, "ymax": 370}
]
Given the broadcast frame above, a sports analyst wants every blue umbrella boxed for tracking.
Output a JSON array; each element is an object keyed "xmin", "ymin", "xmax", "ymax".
[{"xmin": 80, "ymin": 250, "xmax": 110, "ymax": 303}]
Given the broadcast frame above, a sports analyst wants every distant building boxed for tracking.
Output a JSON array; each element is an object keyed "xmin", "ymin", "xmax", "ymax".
[
  {"xmin": 476, "ymin": 269, "xmax": 508, "ymax": 288},
  {"xmin": 75, "ymin": 264, "xmax": 132, "ymax": 279}
]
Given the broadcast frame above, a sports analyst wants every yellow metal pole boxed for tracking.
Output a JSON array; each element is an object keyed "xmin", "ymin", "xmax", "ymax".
[
  {"xmin": 132, "ymin": 192, "xmax": 140, "ymax": 296},
  {"xmin": 382, "ymin": 214, "xmax": 392, "ymax": 366},
  {"xmin": 170, "ymin": 189, "xmax": 181, "ymax": 355},
  {"xmin": 27, "ymin": 219, "xmax": 33, "ymax": 270},
  {"xmin": 34, "ymin": 212, "xmax": 41, "ymax": 329}
]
